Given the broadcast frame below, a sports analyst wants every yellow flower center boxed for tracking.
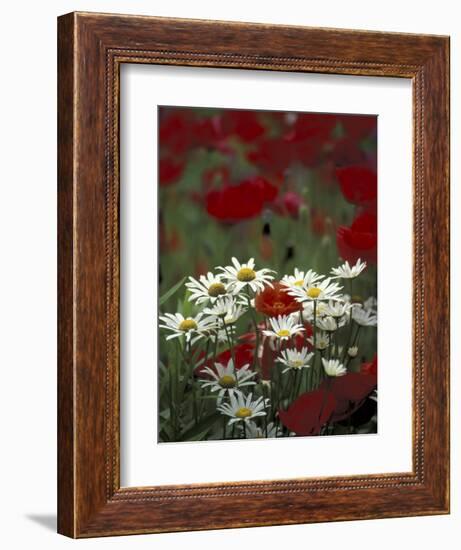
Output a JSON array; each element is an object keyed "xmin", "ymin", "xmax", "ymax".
[
  {"xmin": 292, "ymin": 360, "xmax": 303, "ymax": 368},
  {"xmin": 219, "ymin": 375, "xmax": 236, "ymax": 388},
  {"xmin": 178, "ymin": 319, "xmax": 198, "ymax": 332},
  {"xmin": 235, "ymin": 407, "xmax": 252, "ymax": 418},
  {"xmin": 277, "ymin": 329, "xmax": 291, "ymax": 337},
  {"xmin": 306, "ymin": 287, "xmax": 322, "ymax": 299},
  {"xmin": 208, "ymin": 282, "xmax": 226, "ymax": 297},
  {"xmin": 237, "ymin": 267, "xmax": 256, "ymax": 282},
  {"xmin": 294, "ymin": 279, "xmax": 304, "ymax": 287}
]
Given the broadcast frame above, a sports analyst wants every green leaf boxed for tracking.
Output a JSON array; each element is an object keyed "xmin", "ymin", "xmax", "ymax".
[
  {"xmin": 159, "ymin": 276, "xmax": 187, "ymax": 307},
  {"xmin": 179, "ymin": 413, "xmax": 221, "ymax": 442}
]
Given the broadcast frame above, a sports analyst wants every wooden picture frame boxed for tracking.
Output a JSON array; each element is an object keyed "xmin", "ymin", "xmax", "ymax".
[{"xmin": 57, "ymin": 12, "xmax": 450, "ymax": 538}]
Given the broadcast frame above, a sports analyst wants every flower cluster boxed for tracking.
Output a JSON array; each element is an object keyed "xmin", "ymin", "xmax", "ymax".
[{"xmin": 159, "ymin": 257, "xmax": 377, "ymax": 442}]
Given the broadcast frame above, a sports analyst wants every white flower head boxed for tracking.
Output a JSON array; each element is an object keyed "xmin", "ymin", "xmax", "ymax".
[
  {"xmin": 262, "ymin": 315, "xmax": 304, "ymax": 341},
  {"xmin": 352, "ymin": 307, "xmax": 378, "ymax": 327},
  {"xmin": 199, "ymin": 359, "xmax": 256, "ymax": 403},
  {"xmin": 277, "ymin": 347, "xmax": 313, "ymax": 373},
  {"xmin": 218, "ymin": 391, "xmax": 269, "ymax": 425},
  {"xmin": 302, "ymin": 300, "xmax": 330, "ymax": 321},
  {"xmin": 281, "ymin": 268, "xmax": 324, "ymax": 290},
  {"xmin": 322, "ymin": 358, "xmax": 347, "ymax": 377},
  {"xmin": 363, "ymin": 296, "xmax": 378, "ymax": 312},
  {"xmin": 285, "ymin": 277, "xmax": 343, "ymax": 303},
  {"xmin": 323, "ymin": 300, "xmax": 353, "ymax": 319},
  {"xmin": 331, "ymin": 258, "xmax": 367, "ymax": 279},
  {"xmin": 159, "ymin": 312, "xmax": 217, "ymax": 344},
  {"xmin": 241, "ymin": 421, "xmax": 282, "ymax": 439},
  {"xmin": 308, "ymin": 331, "xmax": 330, "ymax": 350},
  {"xmin": 185, "ymin": 272, "xmax": 231, "ymax": 304},
  {"xmin": 316, "ymin": 315, "xmax": 346, "ymax": 332},
  {"xmin": 203, "ymin": 296, "xmax": 247, "ymax": 325},
  {"xmin": 217, "ymin": 257, "xmax": 275, "ymax": 295},
  {"xmin": 348, "ymin": 345, "xmax": 359, "ymax": 358}
]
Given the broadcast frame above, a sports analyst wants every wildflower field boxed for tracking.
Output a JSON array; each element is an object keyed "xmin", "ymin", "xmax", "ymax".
[{"xmin": 158, "ymin": 106, "xmax": 377, "ymax": 442}]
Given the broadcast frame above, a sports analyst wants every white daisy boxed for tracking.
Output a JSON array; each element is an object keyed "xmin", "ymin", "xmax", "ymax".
[
  {"xmin": 352, "ymin": 307, "xmax": 378, "ymax": 327},
  {"xmin": 218, "ymin": 391, "xmax": 269, "ymax": 425},
  {"xmin": 369, "ymin": 390, "xmax": 378, "ymax": 403},
  {"xmin": 281, "ymin": 268, "xmax": 324, "ymax": 290},
  {"xmin": 217, "ymin": 257, "xmax": 275, "ymax": 295},
  {"xmin": 199, "ymin": 359, "xmax": 256, "ymax": 403},
  {"xmin": 241, "ymin": 421, "xmax": 282, "ymax": 439},
  {"xmin": 301, "ymin": 300, "xmax": 330, "ymax": 321},
  {"xmin": 322, "ymin": 358, "xmax": 347, "ymax": 377},
  {"xmin": 185, "ymin": 272, "xmax": 231, "ymax": 304},
  {"xmin": 285, "ymin": 277, "xmax": 343, "ymax": 303},
  {"xmin": 203, "ymin": 296, "xmax": 247, "ymax": 325},
  {"xmin": 159, "ymin": 312, "xmax": 217, "ymax": 344},
  {"xmin": 277, "ymin": 347, "xmax": 314, "ymax": 373},
  {"xmin": 316, "ymin": 315, "xmax": 345, "ymax": 332},
  {"xmin": 323, "ymin": 300, "xmax": 353, "ymax": 318},
  {"xmin": 308, "ymin": 331, "xmax": 330, "ymax": 350},
  {"xmin": 330, "ymin": 258, "xmax": 367, "ymax": 279},
  {"xmin": 363, "ymin": 296, "xmax": 378, "ymax": 312},
  {"xmin": 262, "ymin": 315, "xmax": 304, "ymax": 341}
]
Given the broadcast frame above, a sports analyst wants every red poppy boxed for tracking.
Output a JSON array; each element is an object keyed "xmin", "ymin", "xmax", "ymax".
[
  {"xmin": 159, "ymin": 158, "xmax": 185, "ymax": 186},
  {"xmin": 279, "ymin": 389, "xmax": 336, "ymax": 436},
  {"xmin": 321, "ymin": 372, "xmax": 377, "ymax": 422},
  {"xmin": 255, "ymin": 282, "xmax": 303, "ymax": 317},
  {"xmin": 159, "ymin": 109, "xmax": 193, "ymax": 155},
  {"xmin": 361, "ymin": 355, "xmax": 378, "ymax": 376},
  {"xmin": 337, "ymin": 211, "xmax": 377, "ymax": 264},
  {"xmin": 193, "ymin": 115, "xmax": 224, "ymax": 148},
  {"xmin": 205, "ymin": 177, "xmax": 278, "ymax": 222},
  {"xmin": 247, "ymin": 138, "xmax": 293, "ymax": 174},
  {"xmin": 223, "ymin": 110, "xmax": 266, "ymax": 142},
  {"xmin": 194, "ymin": 343, "xmax": 255, "ymax": 379},
  {"xmin": 336, "ymin": 114, "xmax": 377, "ymax": 141},
  {"xmin": 336, "ymin": 166, "xmax": 377, "ymax": 205},
  {"xmin": 284, "ymin": 113, "xmax": 337, "ymax": 143}
]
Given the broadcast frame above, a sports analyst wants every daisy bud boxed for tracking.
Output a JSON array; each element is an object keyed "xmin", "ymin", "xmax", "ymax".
[{"xmin": 348, "ymin": 346, "xmax": 359, "ymax": 358}]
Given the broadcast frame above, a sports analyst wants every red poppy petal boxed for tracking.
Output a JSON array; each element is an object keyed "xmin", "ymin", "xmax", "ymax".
[{"xmin": 279, "ymin": 389, "xmax": 336, "ymax": 436}]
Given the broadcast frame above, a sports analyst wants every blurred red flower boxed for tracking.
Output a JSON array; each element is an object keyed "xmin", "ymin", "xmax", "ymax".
[
  {"xmin": 194, "ymin": 343, "xmax": 255, "ymax": 379},
  {"xmin": 159, "ymin": 158, "xmax": 184, "ymax": 186},
  {"xmin": 336, "ymin": 166, "xmax": 377, "ymax": 205},
  {"xmin": 159, "ymin": 110, "xmax": 193, "ymax": 156},
  {"xmin": 281, "ymin": 191, "xmax": 305, "ymax": 218},
  {"xmin": 279, "ymin": 368, "xmax": 377, "ymax": 435},
  {"xmin": 336, "ymin": 114, "xmax": 377, "ymax": 140},
  {"xmin": 223, "ymin": 110, "xmax": 266, "ymax": 142},
  {"xmin": 337, "ymin": 211, "xmax": 377, "ymax": 264},
  {"xmin": 361, "ymin": 355, "xmax": 378, "ymax": 376},
  {"xmin": 284, "ymin": 113, "xmax": 337, "ymax": 143},
  {"xmin": 320, "ymin": 372, "xmax": 377, "ymax": 422},
  {"xmin": 255, "ymin": 282, "xmax": 303, "ymax": 317},
  {"xmin": 205, "ymin": 177, "xmax": 278, "ymax": 222},
  {"xmin": 279, "ymin": 389, "xmax": 336, "ymax": 436}
]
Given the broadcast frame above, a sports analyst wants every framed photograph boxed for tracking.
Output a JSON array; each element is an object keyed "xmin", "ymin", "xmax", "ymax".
[{"xmin": 58, "ymin": 12, "xmax": 450, "ymax": 537}]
